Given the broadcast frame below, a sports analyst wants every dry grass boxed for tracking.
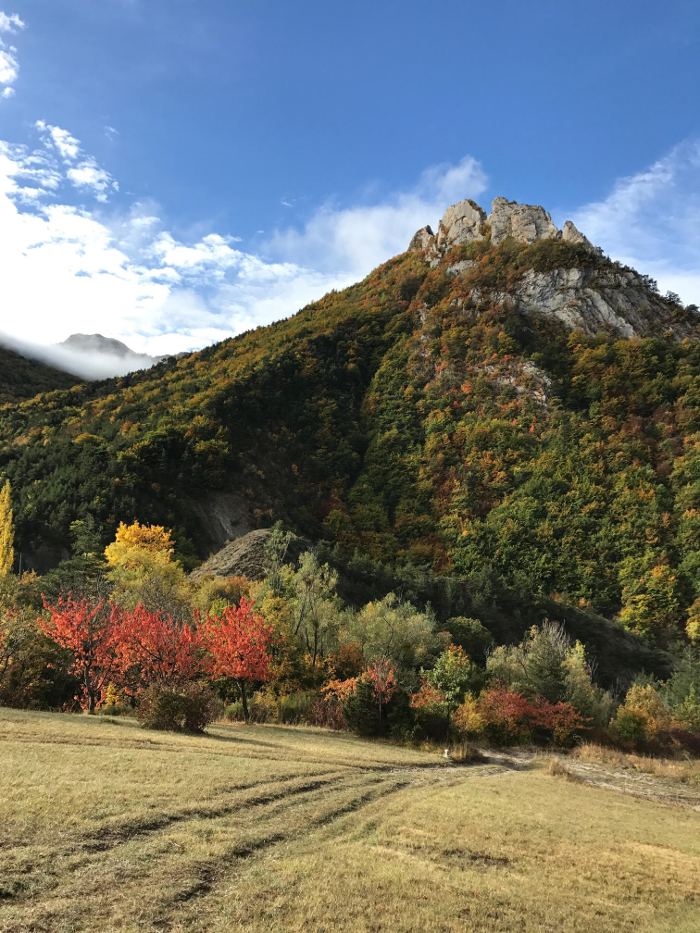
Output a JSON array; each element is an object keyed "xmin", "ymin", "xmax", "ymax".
[
  {"xmin": 572, "ymin": 743, "xmax": 700, "ymax": 783},
  {"xmin": 1, "ymin": 708, "xmax": 699, "ymax": 932},
  {"xmin": 545, "ymin": 755, "xmax": 582, "ymax": 782}
]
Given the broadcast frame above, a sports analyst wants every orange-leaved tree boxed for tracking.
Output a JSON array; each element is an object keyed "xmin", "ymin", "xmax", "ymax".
[
  {"xmin": 365, "ymin": 656, "xmax": 397, "ymax": 732},
  {"xmin": 199, "ymin": 599, "xmax": 273, "ymax": 722},
  {"xmin": 39, "ymin": 596, "xmax": 123, "ymax": 713},
  {"xmin": 115, "ymin": 605, "xmax": 203, "ymax": 691}
]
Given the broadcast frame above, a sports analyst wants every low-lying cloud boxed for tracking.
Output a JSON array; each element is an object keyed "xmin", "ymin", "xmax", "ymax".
[{"xmin": 0, "ymin": 332, "xmax": 160, "ymax": 380}]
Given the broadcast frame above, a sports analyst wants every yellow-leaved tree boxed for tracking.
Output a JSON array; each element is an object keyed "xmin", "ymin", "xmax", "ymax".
[
  {"xmin": 0, "ymin": 480, "xmax": 14, "ymax": 577},
  {"xmin": 105, "ymin": 521, "xmax": 186, "ymax": 611}
]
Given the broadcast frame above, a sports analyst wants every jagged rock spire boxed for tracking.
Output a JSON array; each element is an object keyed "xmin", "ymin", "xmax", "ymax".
[{"xmin": 408, "ymin": 197, "xmax": 594, "ymax": 259}]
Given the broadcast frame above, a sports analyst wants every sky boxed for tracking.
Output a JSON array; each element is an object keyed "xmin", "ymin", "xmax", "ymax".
[{"xmin": 0, "ymin": 0, "xmax": 699, "ymax": 373}]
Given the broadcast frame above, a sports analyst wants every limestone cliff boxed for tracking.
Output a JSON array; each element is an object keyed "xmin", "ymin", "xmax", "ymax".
[{"xmin": 409, "ymin": 197, "xmax": 689, "ymax": 340}]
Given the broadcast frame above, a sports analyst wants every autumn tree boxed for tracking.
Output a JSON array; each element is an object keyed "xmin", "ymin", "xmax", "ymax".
[
  {"xmin": 340, "ymin": 593, "xmax": 439, "ymax": 670},
  {"xmin": 0, "ymin": 480, "xmax": 14, "ymax": 577},
  {"xmin": 199, "ymin": 599, "xmax": 273, "ymax": 721},
  {"xmin": 422, "ymin": 644, "xmax": 482, "ymax": 733},
  {"xmin": 105, "ymin": 521, "xmax": 187, "ymax": 614},
  {"xmin": 115, "ymin": 605, "xmax": 202, "ymax": 691},
  {"xmin": 365, "ymin": 656, "xmax": 397, "ymax": 732},
  {"xmin": 288, "ymin": 552, "xmax": 339, "ymax": 666},
  {"xmin": 39, "ymin": 596, "xmax": 122, "ymax": 713}
]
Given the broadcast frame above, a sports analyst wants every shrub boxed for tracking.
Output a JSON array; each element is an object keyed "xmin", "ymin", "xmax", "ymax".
[
  {"xmin": 277, "ymin": 692, "xmax": 317, "ymax": 724},
  {"xmin": 343, "ymin": 678, "xmax": 383, "ymax": 736},
  {"xmin": 138, "ymin": 683, "xmax": 221, "ymax": 733},
  {"xmin": 98, "ymin": 703, "xmax": 135, "ymax": 718},
  {"xmin": 410, "ymin": 680, "xmax": 448, "ymax": 741},
  {"xmin": 477, "ymin": 685, "xmax": 585, "ymax": 746},
  {"xmin": 622, "ymin": 684, "xmax": 671, "ymax": 735},
  {"xmin": 306, "ymin": 697, "xmax": 347, "ymax": 730},
  {"xmin": 224, "ymin": 695, "xmax": 275, "ymax": 723},
  {"xmin": 343, "ymin": 679, "xmax": 412, "ymax": 738},
  {"xmin": 612, "ymin": 707, "xmax": 648, "ymax": 744},
  {"xmin": 443, "ymin": 617, "xmax": 494, "ymax": 663},
  {"xmin": 454, "ymin": 695, "xmax": 486, "ymax": 738},
  {"xmin": 672, "ymin": 688, "xmax": 700, "ymax": 733}
]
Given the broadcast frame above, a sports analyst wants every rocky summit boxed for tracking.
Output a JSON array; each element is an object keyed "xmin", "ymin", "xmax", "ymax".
[
  {"xmin": 409, "ymin": 196, "xmax": 687, "ymax": 340},
  {"xmin": 409, "ymin": 196, "xmax": 594, "ymax": 262}
]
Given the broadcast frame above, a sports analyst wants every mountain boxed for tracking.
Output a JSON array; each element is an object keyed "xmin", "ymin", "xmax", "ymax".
[
  {"xmin": 1, "ymin": 195, "xmax": 699, "ymax": 647},
  {"xmin": 57, "ymin": 333, "xmax": 161, "ymax": 374},
  {"xmin": 0, "ymin": 332, "xmax": 161, "ymax": 382},
  {"xmin": 0, "ymin": 345, "xmax": 80, "ymax": 403}
]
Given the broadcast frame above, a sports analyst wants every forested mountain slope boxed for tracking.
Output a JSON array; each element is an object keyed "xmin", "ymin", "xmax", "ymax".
[
  {"xmin": 1, "ymin": 196, "xmax": 699, "ymax": 644},
  {"xmin": 0, "ymin": 346, "xmax": 79, "ymax": 403}
]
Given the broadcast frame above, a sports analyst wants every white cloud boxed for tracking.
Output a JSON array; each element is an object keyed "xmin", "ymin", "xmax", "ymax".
[
  {"xmin": 35, "ymin": 121, "xmax": 81, "ymax": 161},
  {"xmin": 0, "ymin": 332, "xmax": 158, "ymax": 380},
  {"xmin": 572, "ymin": 140, "xmax": 700, "ymax": 306},
  {"xmin": 35, "ymin": 120, "xmax": 119, "ymax": 201},
  {"xmin": 0, "ymin": 12, "xmax": 23, "ymax": 30},
  {"xmin": 0, "ymin": 10, "xmax": 24, "ymax": 99},
  {"xmin": 266, "ymin": 156, "xmax": 487, "ymax": 276},
  {"xmin": 0, "ymin": 123, "xmax": 488, "ymax": 373}
]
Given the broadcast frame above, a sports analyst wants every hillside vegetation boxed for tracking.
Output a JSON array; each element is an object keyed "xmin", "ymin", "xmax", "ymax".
[
  {"xmin": 0, "ymin": 346, "xmax": 79, "ymax": 403},
  {"xmin": 2, "ymin": 232, "xmax": 700, "ymax": 646}
]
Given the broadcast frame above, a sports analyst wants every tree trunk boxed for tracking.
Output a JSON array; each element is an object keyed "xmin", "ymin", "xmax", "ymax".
[{"xmin": 238, "ymin": 680, "xmax": 249, "ymax": 722}]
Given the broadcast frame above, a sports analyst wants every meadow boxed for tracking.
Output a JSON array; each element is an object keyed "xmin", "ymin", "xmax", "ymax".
[{"xmin": 1, "ymin": 708, "xmax": 699, "ymax": 933}]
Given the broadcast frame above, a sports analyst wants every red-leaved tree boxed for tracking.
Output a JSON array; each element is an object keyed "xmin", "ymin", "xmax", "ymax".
[
  {"xmin": 199, "ymin": 599, "xmax": 273, "ymax": 722},
  {"xmin": 478, "ymin": 685, "xmax": 586, "ymax": 745},
  {"xmin": 115, "ymin": 605, "xmax": 203, "ymax": 692},
  {"xmin": 39, "ymin": 596, "xmax": 123, "ymax": 713},
  {"xmin": 365, "ymin": 656, "xmax": 397, "ymax": 732}
]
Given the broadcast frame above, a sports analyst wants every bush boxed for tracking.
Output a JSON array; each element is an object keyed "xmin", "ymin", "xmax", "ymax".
[
  {"xmin": 306, "ymin": 697, "xmax": 347, "ymax": 730},
  {"xmin": 277, "ymin": 692, "xmax": 318, "ymax": 724},
  {"xmin": 343, "ymin": 678, "xmax": 382, "ymax": 736},
  {"xmin": 224, "ymin": 696, "xmax": 275, "ymax": 723},
  {"xmin": 477, "ymin": 685, "xmax": 585, "ymax": 746},
  {"xmin": 454, "ymin": 695, "xmax": 486, "ymax": 739},
  {"xmin": 138, "ymin": 683, "xmax": 221, "ymax": 733},
  {"xmin": 98, "ymin": 703, "xmax": 135, "ymax": 718},
  {"xmin": 443, "ymin": 617, "xmax": 494, "ymax": 663},
  {"xmin": 343, "ymin": 680, "xmax": 412, "ymax": 738},
  {"xmin": 613, "ymin": 707, "xmax": 649, "ymax": 744}
]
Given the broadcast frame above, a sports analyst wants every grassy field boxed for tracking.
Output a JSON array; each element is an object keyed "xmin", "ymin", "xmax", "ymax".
[{"xmin": 1, "ymin": 709, "xmax": 699, "ymax": 933}]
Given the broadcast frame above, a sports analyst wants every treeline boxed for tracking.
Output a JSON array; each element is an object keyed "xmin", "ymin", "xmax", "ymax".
[{"xmin": 1, "ymin": 508, "xmax": 698, "ymax": 753}]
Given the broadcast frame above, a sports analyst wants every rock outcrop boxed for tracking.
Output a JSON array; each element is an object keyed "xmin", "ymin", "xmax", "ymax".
[
  {"xmin": 487, "ymin": 197, "xmax": 559, "ymax": 246},
  {"xmin": 492, "ymin": 266, "xmax": 684, "ymax": 339},
  {"xmin": 408, "ymin": 226, "xmax": 435, "ymax": 252},
  {"xmin": 435, "ymin": 199, "xmax": 487, "ymax": 250},
  {"xmin": 408, "ymin": 196, "xmax": 596, "ymax": 262},
  {"xmin": 406, "ymin": 196, "xmax": 688, "ymax": 340}
]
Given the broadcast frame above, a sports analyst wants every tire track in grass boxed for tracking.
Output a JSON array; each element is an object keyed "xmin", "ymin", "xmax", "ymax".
[
  {"xmin": 0, "ymin": 771, "xmax": 346, "ymax": 911},
  {"xmin": 1, "ymin": 774, "xmax": 413, "ymax": 933},
  {"xmin": 160, "ymin": 775, "xmax": 416, "ymax": 920}
]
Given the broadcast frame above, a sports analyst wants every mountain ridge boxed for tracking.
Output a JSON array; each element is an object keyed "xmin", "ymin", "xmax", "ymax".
[{"xmin": 1, "ymin": 195, "xmax": 699, "ymax": 646}]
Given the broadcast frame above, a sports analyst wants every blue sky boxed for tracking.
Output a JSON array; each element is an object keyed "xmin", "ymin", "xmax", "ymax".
[{"xmin": 0, "ymin": 0, "xmax": 699, "ymax": 368}]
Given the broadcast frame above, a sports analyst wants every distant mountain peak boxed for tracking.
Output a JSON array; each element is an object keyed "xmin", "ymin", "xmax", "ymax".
[{"xmin": 59, "ymin": 333, "xmax": 142, "ymax": 358}]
